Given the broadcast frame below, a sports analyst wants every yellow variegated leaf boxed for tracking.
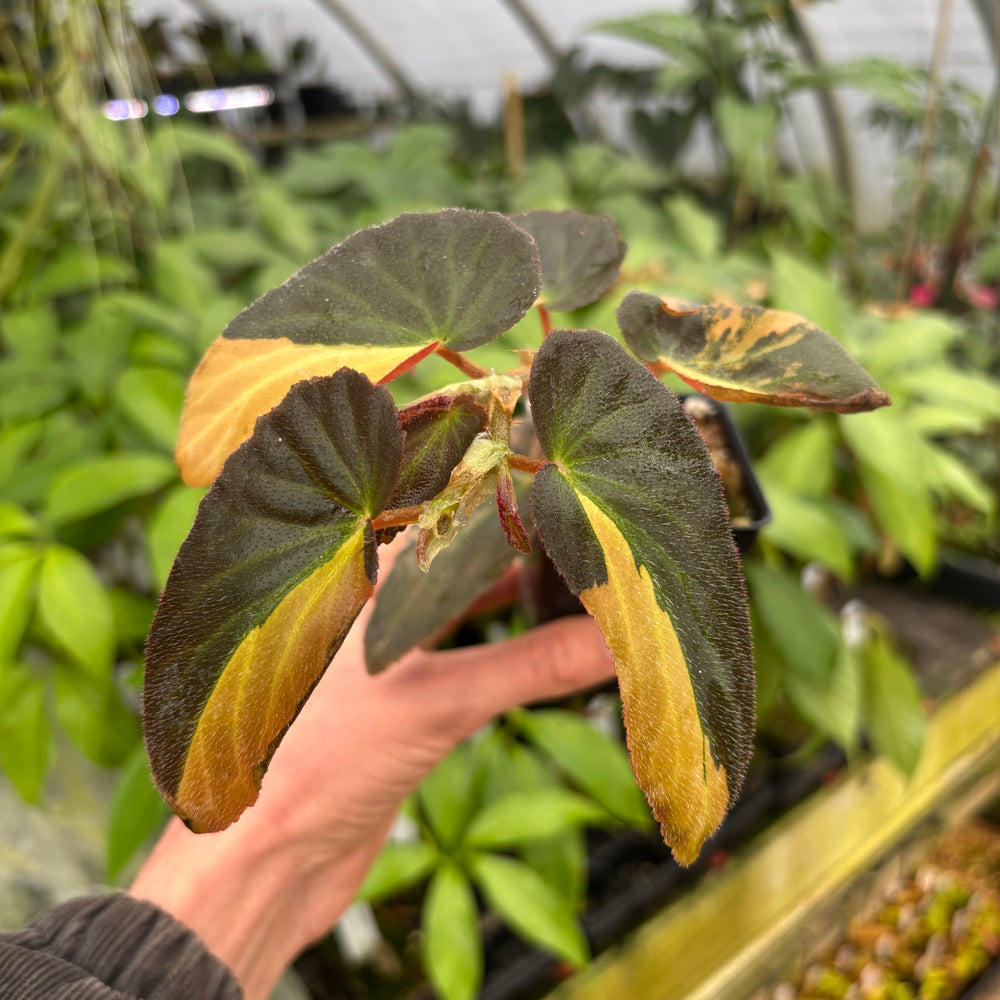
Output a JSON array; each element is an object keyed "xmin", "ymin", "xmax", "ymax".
[
  {"xmin": 144, "ymin": 371, "xmax": 403, "ymax": 832},
  {"xmin": 175, "ymin": 526, "xmax": 371, "ymax": 830},
  {"xmin": 176, "ymin": 336, "xmax": 432, "ymax": 486},
  {"xmin": 175, "ymin": 210, "xmax": 541, "ymax": 485},
  {"xmin": 617, "ymin": 291, "xmax": 890, "ymax": 412},
  {"xmin": 529, "ymin": 330, "xmax": 754, "ymax": 865},
  {"xmin": 577, "ymin": 497, "xmax": 730, "ymax": 864}
]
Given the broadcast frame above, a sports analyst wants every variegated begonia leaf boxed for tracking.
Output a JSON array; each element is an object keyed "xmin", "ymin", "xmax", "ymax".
[
  {"xmin": 373, "ymin": 392, "xmax": 489, "ymax": 545},
  {"xmin": 511, "ymin": 210, "xmax": 626, "ymax": 312},
  {"xmin": 143, "ymin": 369, "xmax": 402, "ymax": 832},
  {"xmin": 413, "ymin": 373, "xmax": 528, "ymax": 569},
  {"xmin": 176, "ymin": 210, "xmax": 541, "ymax": 486},
  {"xmin": 365, "ymin": 497, "xmax": 525, "ymax": 674},
  {"xmin": 389, "ymin": 394, "xmax": 490, "ymax": 510},
  {"xmin": 528, "ymin": 329, "xmax": 755, "ymax": 865},
  {"xmin": 617, "ymin": 290, "xmax": 890, "ymax": 412}
]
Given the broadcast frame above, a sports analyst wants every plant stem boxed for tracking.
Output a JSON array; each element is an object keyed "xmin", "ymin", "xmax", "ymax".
[
  {"xmin": 537, "ymin": 304, "xmax": 553, "ymax": 337},
  {"xmin": 434, "ymin": 346, "xmax": 488, "ymax": 379},
  {"xmin": 373, "ymin": 454, "xmax": 546, "ymax": 530},
  {"xmin": 371, "ymin": 504, "xmax": 424, "ymax": 531},
  {"xmin": 508, "ymin": 453, "xmax": 549, "ymax": 474},
  {"xmin": 939, "ymin": 71, "xmax": 1000, "ymax": 305},
  {"xmin": 897, "ymin": 0, "xmax": 955, "ymax": 299},
  {"xmin": 504, "ymin": 73, "xmax": 526, "ymax": 184}
]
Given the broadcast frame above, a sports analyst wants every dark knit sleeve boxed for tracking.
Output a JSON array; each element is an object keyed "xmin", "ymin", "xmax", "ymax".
[{"xmin": 0, "ymin": 893, "xmax": 243, "ymax": 999}]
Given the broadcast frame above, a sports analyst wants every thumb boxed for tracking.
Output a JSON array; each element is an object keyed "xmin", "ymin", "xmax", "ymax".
[{"xmin": 409, "ymin": 614, "xmax": 617, "ymax": 742}]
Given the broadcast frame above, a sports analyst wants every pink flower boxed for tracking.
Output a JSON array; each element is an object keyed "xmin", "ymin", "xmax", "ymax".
[
  {"xmin": 909, "ymin": 283, "xmax": 938, "ymax": 307},
  {"xmin": 965, "ymin": 283, "xmax": 999, "ymax": 310}
]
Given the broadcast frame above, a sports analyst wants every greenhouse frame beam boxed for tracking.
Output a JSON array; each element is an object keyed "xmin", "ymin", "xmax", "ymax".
[
  {"xmin": 182, "ymin": 0, "xmax": 230, "ymax": 23},
  {"xmin": 310, "ymin": 0, "xmax": 420, "ymax": 101},
  {"xmin": 498, "ymin": 0, "xmax": 563, "ymax": 65},
  {"xmin": 970, "ymin": 0, "xmax": 999, "ymax": 60}
]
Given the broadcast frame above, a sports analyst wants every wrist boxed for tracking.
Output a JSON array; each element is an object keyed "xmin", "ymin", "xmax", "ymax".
[{"xmin": 130, "ymin": 813, "xmax": 322, "ymax": 1000}]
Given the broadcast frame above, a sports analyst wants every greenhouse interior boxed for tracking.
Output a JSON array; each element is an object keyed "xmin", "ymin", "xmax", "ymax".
[{"xmin": 1, "ymin": 1, "xmax": 1000, "ymax": 998}]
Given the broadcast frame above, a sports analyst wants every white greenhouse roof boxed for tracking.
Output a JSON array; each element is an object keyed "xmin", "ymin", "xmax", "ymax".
[
  {"xmin": 127, "ymin": 0, "xmax": 996, "ymax": 108},
  {"xmin": 124, "ymin": 0, "xmax": 997, "ymax": 228}
]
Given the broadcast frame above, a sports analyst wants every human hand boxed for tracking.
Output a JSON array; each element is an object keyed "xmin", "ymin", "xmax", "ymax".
[{"xmin": 131, "ymin": 532, "xmax": 616, "ymax": 999}]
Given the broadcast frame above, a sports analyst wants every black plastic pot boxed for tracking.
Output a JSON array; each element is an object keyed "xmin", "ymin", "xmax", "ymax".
[
  {"xmin": 931, "ymin": 551, "xmax": 1000, "ymax": 609},
  {"xmin": 893, "ymin": 550, "xmax": 1000, "ymax": 610},
  {"xmin": 684, "ymin": 394, "xmax": 771, "ymax": 554}
]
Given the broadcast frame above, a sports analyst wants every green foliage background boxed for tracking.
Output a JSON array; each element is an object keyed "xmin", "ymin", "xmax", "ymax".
[{"xmin": 1, "ymin": 1, "xmax": 999, "ymax": 995}]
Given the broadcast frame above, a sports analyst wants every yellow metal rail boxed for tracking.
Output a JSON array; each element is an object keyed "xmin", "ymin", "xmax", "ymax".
[{"xmin": 552, "ymin": 659, "xmax": 1000, "ymax": 1000}]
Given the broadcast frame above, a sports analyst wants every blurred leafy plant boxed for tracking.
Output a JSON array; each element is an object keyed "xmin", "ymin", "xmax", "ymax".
[
  {"xmin": 0, "ymin": 0, "xmax": 347, "ymax": 879},
  {"xmin": 359, "ymin": 713, "xmax": 652, "ymax": 1000},
  {"xmin": 566, "ymin": 1, "xmax": 855, "ymax": 251}
]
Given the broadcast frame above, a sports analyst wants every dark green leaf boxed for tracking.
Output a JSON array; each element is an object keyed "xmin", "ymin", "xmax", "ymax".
[
  {"xmin": 0, "ymin": 664, "xmax": 50, "ymax": 802},
  {"xmin": 617, "ymin": 290, "xmax": 889, "ymax": 412},
  {"xmin": 508, "ymin": 709, "xmax": 650, "ymax": 828},
  {"xmin": 745, "ymin": 561, "xmax": 839, "ymax": 690},
  {"xmin": 528, "ymin": 329, "xmax": 753, "ymax": 864},
  {"xmin": 44, "ymin": 454, "xmax": 177, "ymax": 529},
  {"xmin": 510, "ymin": 210, "xmax": 626, "ymax": 311},
  {"xmin": 0, "ymin": 543, "xmax": 40, "ymax": 661},
  {"xmin": 222, "ymin": 209, "xmax": 539, "ymax": 351},
  {"xmin": 114, "ymin": 368, "xmax": 186, "ymax": 450},
  {"xmin": 108, "ymin": 743, "xmax": 170, "ymax": 881},
  {"xmin": 418, "ymin": 743, "xmax": 477, "ymax": 851},
  {"xmin": 388, "ymin": 393, "xmax": 489, "ymax": 509},
  {"xmin": 143, "ymin": 370, "xmax": 402, "ymax": 832},
  {"xmin": 469, "ymin": 853, "xmax": 589, "ymax": 967},
  {"xmin": 358, "ymin": 841, "xmax": 441, "ymax": 902},
  {"xmin": 1, "ymin": 304, "xmax": 59, "ymax": 362},
  {"xmin": 365, "ymin": 499, "xmax": 520, "ymax": 674},
  {"xmin": 862, "ymin": 630, "xmax": 926, "ymax": 777},
  {"xmin": 465, "ymin": 788, "xmax": 610, "ymax": 849},
  {"xmin": 54, "ymin": 665, "xmax": 140, "ymax": 768},
  {"xmin": 36, "ymin": 545, "xmax": 115, "ymax": 677},
  {"xmin": 177, "ymin": 210, "xmax": 540, "ymax": 486},
  {"xmin": 422, "ymin": 862, "xmax": 482, "ymax": 1000},
  {"xmin": 147, "ymin": 486, "xmax": 207, "ymax": 592},
  {"xmin": 0, "ymin": 503, "xmax": 38, "ymax": 539}
]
